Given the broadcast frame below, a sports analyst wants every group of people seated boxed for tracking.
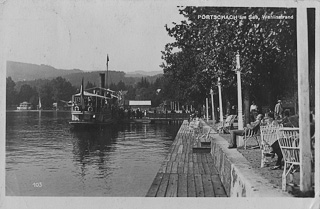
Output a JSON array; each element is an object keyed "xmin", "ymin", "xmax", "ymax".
[{"xmin": 227, "ymin": 107, "xmax": 315, "ymax": 170}]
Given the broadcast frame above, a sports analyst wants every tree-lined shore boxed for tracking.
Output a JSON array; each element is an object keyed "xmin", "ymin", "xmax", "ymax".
[
  {"xmin": 160, "ymin": 7, "xmax": 315, "ymax": 122},
  {"xmin": 6, "ymin": 75, "xmax": 173, "ymax": 110}
]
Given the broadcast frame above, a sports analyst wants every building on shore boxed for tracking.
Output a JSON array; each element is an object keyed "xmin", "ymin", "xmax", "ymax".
[{"xmin": 126, "ymin": 100, "xmax": 152, "ymax": 112}]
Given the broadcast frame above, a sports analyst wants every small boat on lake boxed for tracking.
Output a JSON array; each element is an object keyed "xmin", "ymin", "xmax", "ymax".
[{"xmin": 17, "ymin": 101, "xmax": 32, "ymax": 110}]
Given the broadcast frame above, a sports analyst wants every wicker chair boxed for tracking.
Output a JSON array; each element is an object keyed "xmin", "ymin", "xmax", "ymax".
[
  {"xmin": 259, "ymin": 124, "xmax": 283, "ymax": 167},
  {"xmin": 188, "ymin": 119, "xmax": 202, "ymax": 136},
  {"xmin": 243, "ymin": 127, "xmax": 261, "ymax": 150},
  {"xmin": 194, "ymin": 126, "xmax": 213, "ymax": 147},
  {"xmin": 217, "ymin": 115, "xmax": 237, "ymax": 134},
  {"xmin": 277, "ymin": 127, "xmax": 300, "ymax": 191}
]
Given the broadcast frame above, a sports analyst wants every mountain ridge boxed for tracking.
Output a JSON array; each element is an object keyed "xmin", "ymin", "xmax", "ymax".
[
  {"xmin": 125, "ymin": 70, "xmax": 163, "ymax": 77},
  {"xmin": 7, "ymin": 61, "xmax": 163, "ymax": 90},
  {"xmin": 6, "ymin": 61, "xmax": 163, "ymax": 81}
]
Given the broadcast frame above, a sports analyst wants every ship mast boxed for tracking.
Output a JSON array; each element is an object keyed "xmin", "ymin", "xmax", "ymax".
[{"xmin": 106, "ymin": 54, "xmax": 109, "ymax": 89}]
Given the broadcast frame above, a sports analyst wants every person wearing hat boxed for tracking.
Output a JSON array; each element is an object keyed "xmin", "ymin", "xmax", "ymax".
[{"xmin": 274, "ymin": 99, "xmax": 283, "ymax": 120}]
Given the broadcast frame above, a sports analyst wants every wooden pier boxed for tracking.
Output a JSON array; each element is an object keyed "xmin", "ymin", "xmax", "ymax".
[
  {"xmin": 146, "ymin": 120, "xmax": 227, "ymax": 197},
  {"xmin": 148, "ymin": 112, "xmax": 190, "ymax": 123}
]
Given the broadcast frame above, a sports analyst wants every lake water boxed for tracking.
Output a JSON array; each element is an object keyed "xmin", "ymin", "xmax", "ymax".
[{"xmin": 6, "ymin": 111, "xmax": 181, "ymax": 196}]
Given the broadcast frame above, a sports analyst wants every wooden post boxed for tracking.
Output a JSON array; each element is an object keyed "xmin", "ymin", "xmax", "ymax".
[
  {"xmin": 314, "ymin": 6, "xmax": 320, "ymax": 196},
  {"xmin": 206, "ymin": 97, "xmax": 209, "ymax": 122},
  {"xmin": 218, "ymin": 77, "xmax": 224, "ymax": 122},
  {"xmin": 210, "ymin": 88, "xmax": 215, "ymax": 124},
  {"xmin": 297, "ymin": 6, "xmax": 312, "ymax": 192}
]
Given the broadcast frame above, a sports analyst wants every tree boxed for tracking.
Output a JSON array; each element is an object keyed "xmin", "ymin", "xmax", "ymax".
[
  {"xmin": 137, "ymin": 77, "xmax": 150, "ymax": 89},
  {"xmin": 125, "ymin": 85, "xmax": 136, "ymax": 100},
  {"xmin": 29, "ymin": 86, "xmax": 39, "ymax": 107},
  {"xmin": 117, "ymin": 80, "xmax": 126, "ymax": 91},
  {"xmin": 18, "ymin": 84, "xmax": 37, "ymax": 104},
  {"xmin": 161, "ymin": 7, "xmax": 297, "ymax": 119},
  {"xmin": 85, "ymin": 81, "xmax": 96, "ymax": 89},
  {"xmin": 109, "ymin": 83, "xmax": 117, "ymax": 91},
  {"xmin": 6, "ymin": 77, "xmax": 17, "ymax": 107},
  {"xmin": 34, "ymin": 77, "xmax": 77, "ymax": 109},
  {"xmin": 51, "ymin": 77, "xmax": 77, "ymax": 102},
  {"xmin": 39, "ymin": 82, "xmax": 54, "ymax": 109}
]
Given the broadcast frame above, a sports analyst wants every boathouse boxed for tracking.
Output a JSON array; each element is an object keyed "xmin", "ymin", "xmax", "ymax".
[{"xmin": 128, "ymin": 100, "xmax": 151, "ymax": 111}]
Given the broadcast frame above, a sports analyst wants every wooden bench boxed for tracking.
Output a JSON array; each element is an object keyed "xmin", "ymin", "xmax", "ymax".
[
  {"xmin": 259, "ymin": 124, "xmax": 283, "ymax": 168},
  {"xmin": 192, "ymin": 126, "xmax": 213, "ymax": 153},
  {"xmin": 217, "ymin": 115, "xmax": 237, "ymax": 134},
  {"xmin": 196, "ymin": 126, "xmax": 213, "ymax": 145},
  {"xmin": 277, "ymin": 127, "xmax": 300, "ymax": 191}
]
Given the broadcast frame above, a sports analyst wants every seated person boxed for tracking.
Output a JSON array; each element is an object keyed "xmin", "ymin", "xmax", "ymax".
[
  {"xmin": 270, "ymin": 140, "xmax": 282, "ymax": 170},
  {"xmin": 270, "ymin": 112, "xmax": 314, "ymax": 170},
  {"xmin": 269, "ymin": 111, "xmax": 293, "ymax": 170},
  {"xmin": 262, "ymin": 111, "xmax": 279, "ymax": 126},
  {"xmin": 277, "ymin": 109, "xmax": 299, "ymax": 127},
  {"xmin": 228, "ymin": 114, "xmax": 264, "ymax": 149}
]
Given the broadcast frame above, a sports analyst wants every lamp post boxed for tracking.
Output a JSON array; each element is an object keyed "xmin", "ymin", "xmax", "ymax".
[
  {"xmin": 236, "ymin": 52, "xmax": 244, "ymax": 146},
  {"xmin": 218, "ymin": 77, "xmax": 224, "ymax": 123},
  {"xmin": 206, "ymin": 97, "xmax": 209, "ymax": 122},
  {"xmin": 210, "ymin": 88, "xmax": 215, "ymax": 124}
]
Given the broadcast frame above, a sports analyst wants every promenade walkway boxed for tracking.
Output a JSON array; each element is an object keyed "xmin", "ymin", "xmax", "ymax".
[{"xmin": 146, "ymin": 121, "xmax": 227, "ymax": 197}]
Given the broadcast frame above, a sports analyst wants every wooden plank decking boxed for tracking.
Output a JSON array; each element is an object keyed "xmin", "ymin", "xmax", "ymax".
[{"xmin": 146, "ymin": 120, "xmax": 227, "ymax": 197}]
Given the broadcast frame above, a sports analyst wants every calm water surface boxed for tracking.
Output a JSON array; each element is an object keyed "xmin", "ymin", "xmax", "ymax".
[{"xmin": 6, "ymin": 111, "xmax": 181, "ymax": 196}]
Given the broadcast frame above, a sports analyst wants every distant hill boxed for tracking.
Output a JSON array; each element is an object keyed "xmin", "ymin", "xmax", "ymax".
[
  {"xmin": 6, "ymin": 61, "xmax": 82, "ymax": 81},
  {"xmin": 7, "ymin": 61, "xmax": 163, "ymax": 90},
  {"xmin": 62, "ymin": 71, "xmax": 128, "ymax": 87},
  {"xmin": 125, "ymin": 70, "xmax": 163, "ymax": 77}
]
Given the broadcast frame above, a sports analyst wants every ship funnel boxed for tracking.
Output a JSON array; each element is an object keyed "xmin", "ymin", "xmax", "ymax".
[
  {"xmin": 100, "ymin": 73, "xmax": 105, "ymax": 96},
  {"xmin": 100, "ymin": 73, "xmax": 105, "ymax": 89}
]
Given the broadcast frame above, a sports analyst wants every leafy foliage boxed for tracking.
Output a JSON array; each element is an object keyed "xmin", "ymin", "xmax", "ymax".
[
  {"xmin": 6, "ymin": 74, "xmax": 169, "ymax": 109},
  {"xmin": 85, "ymin": 81, "xmax": 96, "ymax": 89},
  {"xmin": 18, "ymin": 84, "xmax": 38, "ymax": 104},
  {"xmin": 51, "ymin": 77, "xmax": 77, "ymax": 102},
  {"xmin": 39, "ymin": 82, "xmax": 54, "ymax": 109},
  {"xmin": 6, "ymin": 77, "xmax": 17, "ymax": 107},
  {"xmin": 161, "ymin": 7, "xmax": 297, "ymax": 109}
]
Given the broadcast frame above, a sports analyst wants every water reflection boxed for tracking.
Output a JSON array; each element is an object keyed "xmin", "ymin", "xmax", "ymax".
[
  {"xmin": 6, "ymin": 111, "xmax": 180, "ymax": 196},
  {"xmin": 71, "ymin": 127, "xmax": 118, "ymax": 181}
]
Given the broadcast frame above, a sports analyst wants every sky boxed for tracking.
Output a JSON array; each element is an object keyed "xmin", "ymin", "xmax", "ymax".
[{"xmin": 2, "ymin": 0, "xmax": 185, "ymax": 72}]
